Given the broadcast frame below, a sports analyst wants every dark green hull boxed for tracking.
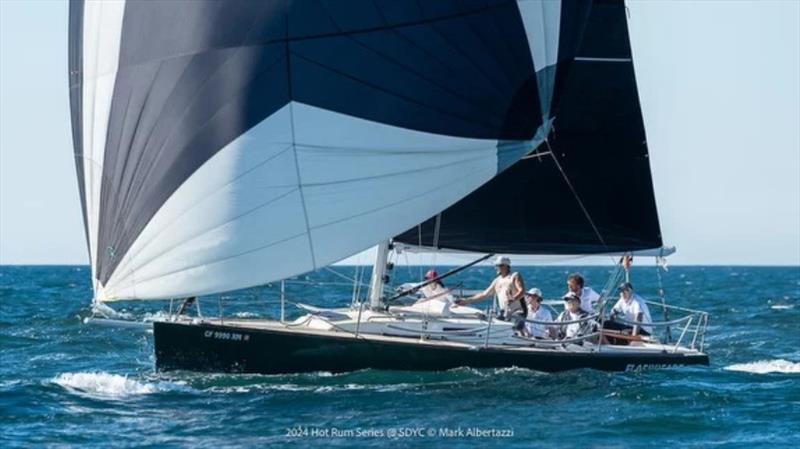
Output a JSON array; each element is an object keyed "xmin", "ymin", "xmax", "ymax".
[{"xmin": 153, "ymin": 321, "xmax": 709, "ymax": 374}]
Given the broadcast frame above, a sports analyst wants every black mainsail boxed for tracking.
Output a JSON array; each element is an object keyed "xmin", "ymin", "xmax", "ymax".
[{"xmin": 395, "ymin": 0, "xmax": 663, "ymax": 254}]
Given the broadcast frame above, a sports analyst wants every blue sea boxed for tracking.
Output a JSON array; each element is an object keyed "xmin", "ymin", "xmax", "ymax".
[{"xmin": 1, "ymin": 265, "xmax": 798, "ymax": 448}]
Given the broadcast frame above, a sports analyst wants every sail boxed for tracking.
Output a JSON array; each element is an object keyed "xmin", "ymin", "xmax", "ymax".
[
  {"xmin": 394, "ymin": 0, "xmax": 664, "ymax": 255},
  {"xmin": 68, "ymin": 0, "xmax": 591, "ymax": 301}
]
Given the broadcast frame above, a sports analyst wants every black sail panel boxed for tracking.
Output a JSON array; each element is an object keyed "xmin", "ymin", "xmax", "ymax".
[
  {"xmin": 395, "ymin": 0, "xmax": 663, "ymax": 254},
  {"xmin": 68, "ymin": 0, "xmax": 89, "ymax": 257}
]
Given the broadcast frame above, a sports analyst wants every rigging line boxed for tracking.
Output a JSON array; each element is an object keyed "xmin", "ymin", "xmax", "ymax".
[
  {"xmin": 385, "ymin": 253, "xmax": 493, "ymax": 303},
  {"xmin": 521, "ymin": 150, "xmax": 552, "ymax": 160},
  {"xmin": 545, "ymin": 139, "xmax": 607, "ymax": 250},
  {"xmin": 324, "ymin": 266, "xmax": 371, "ymax": 289}
]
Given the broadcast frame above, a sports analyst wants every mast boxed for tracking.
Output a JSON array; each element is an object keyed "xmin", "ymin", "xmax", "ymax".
[{"xmin": 368, "ymin": 240, "xmax": 391, "ymax": 310}]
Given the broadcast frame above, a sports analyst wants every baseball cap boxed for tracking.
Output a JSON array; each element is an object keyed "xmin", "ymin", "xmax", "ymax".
[
  {"xmin": 618, "ymin": 282, "xmax": 634, "ymax": 292},
  {"xmin": 525, "ymin": 288, "xmax": 543, "ymax": 298},
  {"xmin": 494, "ymin": 256, "xmax": 511, "ymax": 266}
]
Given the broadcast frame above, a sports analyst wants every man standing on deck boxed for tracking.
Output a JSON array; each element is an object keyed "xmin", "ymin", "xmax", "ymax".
[
  {"xmin": 455, "ymin": 256, "xmax": 527, "ymax": 323},
  {"xmin": 565, "ymin": 273, "xmax": 601, "ymax": 312}
]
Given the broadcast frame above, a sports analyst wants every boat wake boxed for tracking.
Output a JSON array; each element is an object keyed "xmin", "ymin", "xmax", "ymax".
[
  {"xmin": 723, "ymin": 359, "xmax": 800, "ymax": 374},
  {"xmin": 52, "ymin": 372, "xmax": 182, "ymax": 398}
]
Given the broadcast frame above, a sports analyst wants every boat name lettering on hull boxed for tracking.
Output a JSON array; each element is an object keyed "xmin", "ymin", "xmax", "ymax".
[
  {"xmin": 625, "ymin": 363, "xmax": 680, "ymax": 372},
  {"xmin": 203, "ymin": 330, "xmax": 250, "ymax": 342}
]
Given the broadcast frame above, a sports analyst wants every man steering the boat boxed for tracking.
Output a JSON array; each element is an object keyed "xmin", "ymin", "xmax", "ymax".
[{"xmin": 455, "ymin": 256, "xmax": 527, "ymax": 324}]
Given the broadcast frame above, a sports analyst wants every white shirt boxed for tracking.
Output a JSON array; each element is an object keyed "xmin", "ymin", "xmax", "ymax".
[
  {"xmin": 578, "ymin": 287, "xmax": 600, "ymax": 312},
  {"xmin": 525, "ymin": 306, "xmax": 553, "ymax": 338},
  {"xmin": 421, "ymin": 283, "xmax": 454, "ymax": 302},
  {"xmin": 563, "ymin": 311, "xmax": 584, "ymax": 338},
  {"xmin": 563, "ymin": 287, "xmax": 600, "ymax": 312},
  {"xmin": 612, "ymin": 293, "xmax": 652, "ymax": 334},
  {"xmin": 416, "ymin": 283, "xmax": 455, "ymax": 316}
]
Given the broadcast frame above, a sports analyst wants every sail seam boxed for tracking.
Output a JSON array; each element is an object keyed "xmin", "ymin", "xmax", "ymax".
[{"xmin": 285, "ymin": 25, "xmax": 317, "ymax": 269}]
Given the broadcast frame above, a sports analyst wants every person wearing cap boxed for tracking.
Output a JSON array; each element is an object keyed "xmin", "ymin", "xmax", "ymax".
[
  {"xmin": 555, "ymin": 292, "xmax": 596, "ymax": 342},
  {"xmin": 455, "ymin": 256, "xmax": 527, "ymax": 321},
  {"xmin": 608, "ymin": 282, "xmax": 653, "ymax": 336},
  {"xmin": 523, "ymin": 288, "xmax": 554, "ymax": 339},
  {"xmin": 417, "ymin": 269, "xmax": 454, "ymax": 303},
  {"xmin": 565, "ymin": 273, "xmax": 601, "ymax": 312}
]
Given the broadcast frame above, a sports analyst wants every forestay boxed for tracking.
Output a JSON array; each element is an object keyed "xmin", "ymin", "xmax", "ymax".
[{"xmin": 68, "ymin": 0, "xmax": 591, "ymax": 301}]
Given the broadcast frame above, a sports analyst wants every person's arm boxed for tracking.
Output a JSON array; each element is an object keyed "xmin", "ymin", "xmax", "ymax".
[
  {"xmin": 631, "ymin": 302, "xmax": 642, "ymax": 336},
  {"xmin": 544, "ymin": 310, "xmax": 557, "ymax": 339},
  {"xmin": 455, "ymin": 280, "xmax": 494, "ymax": 305},
  {"xmin": 610, "ymin": 298, "xmax": 623, "ymax": 318},
  {"xmin": 509, "ymin": 272, "xmax": 525, "ymax": 302}
]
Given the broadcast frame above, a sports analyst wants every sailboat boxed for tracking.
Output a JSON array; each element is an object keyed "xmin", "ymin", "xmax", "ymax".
[{"xmin": 70, "ymin": 0, "xmax": 709, "ymax": 374}]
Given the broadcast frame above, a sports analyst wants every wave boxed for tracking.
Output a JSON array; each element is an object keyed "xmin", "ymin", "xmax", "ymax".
[
  {"xmin": 52, "ymin": 372, "xmax": 182, "ymax": 398},
  {"xmin": 723, "ymin": 359, "xmax": 800, "ymax": 374},
  {"xmin": 770, "ymin": 305, "xmax": 794, "ymax": 310}
]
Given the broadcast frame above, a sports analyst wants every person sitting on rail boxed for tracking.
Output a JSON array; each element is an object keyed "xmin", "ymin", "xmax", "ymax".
[
  {"xmin": 565, "ymin": 272, "xmax": 601, "ymax": 312},
  {"xmin": 523, "ymin": 288, "xmax": 554, "ymax": 339},
  {"xmin": 416, "ymin": 270, "xmax": 455, "ymax": 303},
  {"xmin": 606, "ymin": 282, "xmax": 653, "ymax": 336},
  {"xmin": 455, "ymin": 256, "xmax": 527, "ymax": 324},
  {"xmin": 556, "ymin": 292, "xmax": 596, "ymax": 342}
]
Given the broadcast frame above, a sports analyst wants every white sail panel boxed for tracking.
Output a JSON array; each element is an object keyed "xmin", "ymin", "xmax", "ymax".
[
  {"xmin": 79, "ymin": 0, "xmax": 125, "ymax": 284},
  {"xmin": 518, "ymin": 0, "xmax": 562, "ymax": 72},
  {"xmin": 518, "ymin": 0, "xmax": 562, "ymax": 116},
  {"xmin": 99, "ymin": 103, "xmax": 546, "ymax": 300}
]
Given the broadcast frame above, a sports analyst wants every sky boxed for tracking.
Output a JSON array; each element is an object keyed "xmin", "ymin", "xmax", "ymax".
[{"xmin": 0, "ymin": 0, "xmax": 798, "ymax": 267}]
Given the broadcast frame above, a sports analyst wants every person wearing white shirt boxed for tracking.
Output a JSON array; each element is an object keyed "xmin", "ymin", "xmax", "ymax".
[
  {"xmin": 555, "ymin": 292, "xmax": 597, "ymax": 343},
  {"xmin": 609, "ymin": 282, "xmax": 653, "ymax": 336},
  {"xmin": 523, "ymin": 288, "xmax": 553, "ymax": 339},
  {"xmin": 566, "ymin": 273, "xmax": 601, "ymax": 312},
  {"xmin": 414, "ymin": 269, "xmax": 455, "ymax": 316}
]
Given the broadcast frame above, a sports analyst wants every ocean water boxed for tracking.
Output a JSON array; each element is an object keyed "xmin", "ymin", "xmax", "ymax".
[{"xmin": 1, "ymin": 265, "xmax": 798, "ymax": 448}]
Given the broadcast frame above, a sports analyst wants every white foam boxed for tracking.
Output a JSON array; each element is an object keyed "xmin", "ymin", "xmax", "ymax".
[
  {"xmin": 53, "ymin": 372, "xmax": 163, "ymax": 398},
  {"xmin": 724, "ymin": 359, "xmax": 800, "ymax": 374},
  {"xmin": 770, "ymin": 305, "xmax": 794, "ymax": 310}
]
